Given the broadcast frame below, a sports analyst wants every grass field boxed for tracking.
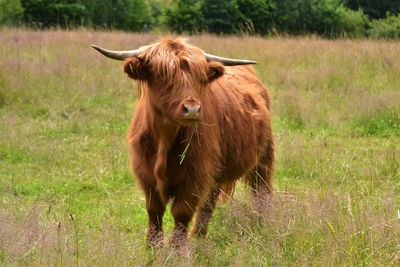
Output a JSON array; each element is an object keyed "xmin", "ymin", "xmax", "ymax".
[{"xmin": 0, "ymin": 29, "xmax": 399, "ymax": 266}]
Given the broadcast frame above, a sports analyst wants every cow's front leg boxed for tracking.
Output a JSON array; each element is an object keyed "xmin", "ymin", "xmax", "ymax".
[
  {"xmin": 191, "ymin": 187, "xmax": 220, "ymax": 237},
  {"xmin": 144, "ymin": 186, "xmax": 166, "ymax": 247},
  {"xmin": 170, "ymin": 190, "xmax": 200, "ymax": 248}
]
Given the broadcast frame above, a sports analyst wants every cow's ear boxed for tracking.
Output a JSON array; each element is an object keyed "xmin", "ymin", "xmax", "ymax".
[
  {"xmin": 207, "ymin": 61, "xmax": 225, "ymax": 82},
  {"xmin": 123, "ymin": 57, "xmax": 149, "ymax": 81}
]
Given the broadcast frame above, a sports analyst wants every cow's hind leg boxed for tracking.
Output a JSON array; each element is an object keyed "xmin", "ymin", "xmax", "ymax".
[
  {"xmin": 144, "ymin": 186, "xmax": 166, "ymax": 247},
  {"xmin": 191, "ymin": 187, "xmax": 220, "ymax": 237},
  {"xmin": 247, "ymin": 141, "xmax": 274, "ymax": 213}
]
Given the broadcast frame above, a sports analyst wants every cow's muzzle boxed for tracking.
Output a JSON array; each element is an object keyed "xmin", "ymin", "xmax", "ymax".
[
  {"xmin": 180, "ymin": 98, "xmax": 201, "ymax": 121},
  {"xmin": 183, "ymin": 103, "xmax": 201, "ymax": 120}
]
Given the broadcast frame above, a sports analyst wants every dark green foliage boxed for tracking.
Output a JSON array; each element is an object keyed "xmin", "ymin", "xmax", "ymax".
[
  {"xmin": 163, "ymin": 0, "xmax": 369, "ymax": 37},
  {"xmin": 237, "ymin": 0, "xmax": 276, "ymax": 34},
  {"xmin": 164, "ymin": 0, "xmax": 203, "ymax": 33},
  {"xmin": 336, "ymin": 6, "xmax": 367, "ymax": 37},
  {"xmin": 0, "ymin": 0, "xmax": 24, "ymax": 26},
  {"xmin": 165, "ymin": 0, "xmax": 277, "ymax": 35},
  {"xmin": 22, "ymin": 0, "xmax": 87, "ymax": 28},
  {"xmin": 345, "ymin": 0, "xmax": 400, "ymax": 19},
  {"xmin": 273, "ymin": 0, "xmax": 366, "ymax": 38},
  {"xmin": 201, "ymin": 0, "xmax": 242, "ymax": 34},
  {"xmin": 81, "ymin": 0, "xmax": 152, "ymax": 31},
  {"xmin": 1, "ymin": 0, "xmax": 400, "ymax": 38},
  {"xmin": 368, "ymin": 12, "xmax": 400, "ymax": 38},
  {"xmin": 21, "ymin": 0, "xmax": 151, "ymax": 30},
  {"xmin": 149, "ymin": 0, "xmax": 167, "ymax": 29}
]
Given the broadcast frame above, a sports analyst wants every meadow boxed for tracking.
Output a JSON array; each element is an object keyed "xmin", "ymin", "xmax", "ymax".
[{"xmin": 0, "ymin": 29, "xmax": 399, "ymax": 266}]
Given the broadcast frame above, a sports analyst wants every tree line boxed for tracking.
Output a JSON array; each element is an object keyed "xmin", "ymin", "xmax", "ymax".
[{"xmin": 1, "ymin": 0, "xmax": 400, "ymax": 38}]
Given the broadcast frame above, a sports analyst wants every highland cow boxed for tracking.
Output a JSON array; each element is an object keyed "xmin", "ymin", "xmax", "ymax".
[{"xmin": 92, "ymin": 37, "xmax": 274, "ymax": 247}]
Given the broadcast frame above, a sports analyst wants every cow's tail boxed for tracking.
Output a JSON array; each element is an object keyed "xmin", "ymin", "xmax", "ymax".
[{"xmin": 219, "ymin": 181, "xmax": 236, "ymax": 202}]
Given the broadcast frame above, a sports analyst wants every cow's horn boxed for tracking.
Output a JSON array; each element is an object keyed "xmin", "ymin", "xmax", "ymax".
[
  {"xmin": 91, "ymin": 45, "xmax": 144, "ymax": 60},
  {"xmin": 205, "ymin": 53, "xmax": 257, "ymax": 66}
]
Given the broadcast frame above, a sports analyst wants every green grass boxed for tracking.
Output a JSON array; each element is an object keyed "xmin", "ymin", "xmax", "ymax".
[{"xmin": 0, "ymin": 29, "xmax": 399, "ymax": 266}]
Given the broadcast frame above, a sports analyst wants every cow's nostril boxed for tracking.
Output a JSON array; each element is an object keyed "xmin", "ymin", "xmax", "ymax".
[{"xmin": 183, "ymin": 106, "xmax": 189, "ymax": 114}]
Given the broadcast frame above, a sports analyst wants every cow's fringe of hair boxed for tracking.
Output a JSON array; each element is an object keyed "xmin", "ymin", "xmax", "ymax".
[
  {"xmin": 140, "ymin": 37, "xmax": 209, "ymax": 90},
  {"xmin": 136, "ymin": 80, "xmax": 144, "ymax": 100}
]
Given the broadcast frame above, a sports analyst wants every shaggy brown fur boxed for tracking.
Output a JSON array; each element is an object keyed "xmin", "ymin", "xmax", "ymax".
[{"xmin": 124, "ymin": 38, "xmax": 274, "ymax": 247}]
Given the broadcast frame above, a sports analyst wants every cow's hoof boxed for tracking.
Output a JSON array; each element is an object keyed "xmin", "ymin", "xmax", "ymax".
[
  {"xmin": 168, "ymin": 241, "xmax": 191, "ymax": 258},
  {"xmin": 169, "ymin": 229, "xmax": 189, "ymax": 250},
  {"xmin": 147, "ymin": 231, "xmax": 163, "ymax": 248},
  {"xmin": 190, "ymin": 226, "xmax": 208, "ymax": 238}
]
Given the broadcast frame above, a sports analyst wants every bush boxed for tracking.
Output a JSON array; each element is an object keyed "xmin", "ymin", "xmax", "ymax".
[
  {"xmin": 22, "ymin": 0, "xmax": 88, "ymax": 28},
  {"xmin": 0, "ymin": 0, "xmax": 24, "ymax": 26},
  {"xmin": 237, "ymin": 0, "xmax": 276, "ymax": 35},
  {"xmin": 149, "ymin": 0, "xmax": 167, "ymax": 29},
  {"xmin": 336, "ymin": 7, "xmax": 368, "ymax": 37},
  {"xmin": 272, "ymin": 0, "xmax": 368, "ymax": 38},
  {"xmin": 164, "ymin": 0, "xmax": 204, "ymax": 34},
  {"xmin": 344, "ymin": 0, "xmax": 400, "ymax": 20},
  {"xmin": 201, "ymin": 0, "xmax": 243, "ymax": 34},
  {"xmin": 76, "ymin": 0, "xmax": 152, "ymax": 31},
  {"xmin": 164, "ymin": 0, "xmax": 277, "ymax": 35},
  {"xmin": 122, "ymin": 0, "xmax": 153, "ymax": 31},
  {"xmin": 274, "ymin": 0, "xmax": 334, "ymax": 37},
  {"xmin": 21, "ymin": 0, "xmax": 152, "ymax": 31},
  {"xmin": 368, "ymin": 12, "xmax": 400, "ymax": 39}
]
